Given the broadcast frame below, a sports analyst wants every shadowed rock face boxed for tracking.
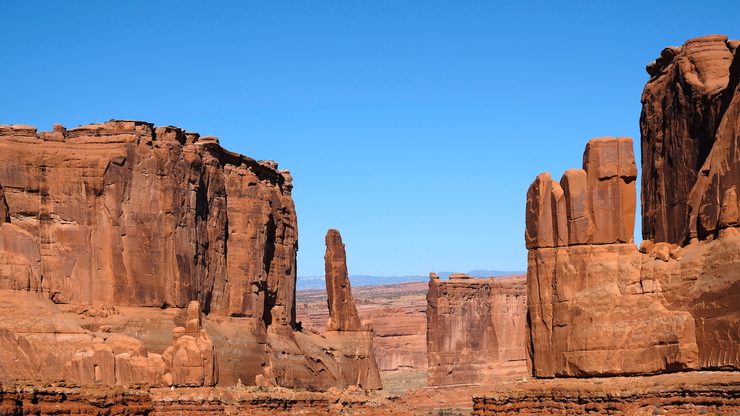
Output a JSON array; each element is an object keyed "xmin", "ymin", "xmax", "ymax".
[
  {"xmin": 526, "ymin": 35, "xmax": 740, "ymax": 378},
  {"xmin": 641, "ymin": 35, "xmax": 738, "ymax": 244}
]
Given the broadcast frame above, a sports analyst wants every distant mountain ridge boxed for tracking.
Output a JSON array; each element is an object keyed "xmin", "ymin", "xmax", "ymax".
[{"xmin": 297, "ymin": 270, "xmax": 526, "ymax": 291}]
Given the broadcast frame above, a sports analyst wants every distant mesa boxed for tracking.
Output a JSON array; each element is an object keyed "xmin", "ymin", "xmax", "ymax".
[{"xmin": 296, "ymin": 270, "xmax": 526, "ymax": 290}]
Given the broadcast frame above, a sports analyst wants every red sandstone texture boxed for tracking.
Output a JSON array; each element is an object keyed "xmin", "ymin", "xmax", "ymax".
[
  {"xmin": 324, "ymin": 229, "xmax": 363, "ymax": 332},
  {"xmin": 0, "ymin": 382, "xmax": 419, "ymax": 416},
  {"xmin": 426, "ymin": 273, "xmax": 527, "ymax": 387},
  {"xmin": 0, "ymin": 120, "xmax": 379, "ymax": 392},
  {"xmin": 296, "ymin": 281, "xmax": 428, "ymax": 392},
  {"xmin": 524, "ymin": 35, "xmax": 740, "ymax": 380},
  {"xmin": 321, "ymin": 229, "xmax": 382, "ymax": 390},
  {"xmin": 473, "ymin": 371, "xmax": 740, "ymax": 415}
]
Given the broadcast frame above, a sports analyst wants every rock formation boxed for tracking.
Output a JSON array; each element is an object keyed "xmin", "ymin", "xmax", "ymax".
[
  {"xmin": 426, "ymin": 273, "xmax": 527, "ymax": 386},
  {"xmin": 526, "ymin": 137, "xmax": 699, "ymax": 378},
  {"xmin": 0, "ymin": 120, "xmax": 297, "ymax": 320},
  {"xmin": 474, "ymin": 371, "xmax": 740, "ymax": 416},
  {"xmin": 0, "ymin": 120, "xmax": 382, "ymax": 391},
  {"xmin": 525, "ymin": 35, "xmax": 740, "ymax": 378},
  {"xmin": 321, "ymin": 229, "xmax": 382, "ymax": 390},
  {"xmin": 325, "ymin": 229, "xmax": 363, "ymax": 331},
  {"xmin": 642, "ymin": 35, "xmax": 739, "ymax": 244}
]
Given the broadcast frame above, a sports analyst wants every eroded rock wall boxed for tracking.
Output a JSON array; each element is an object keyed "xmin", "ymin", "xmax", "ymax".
[
  {"xmin": 0, "ymin": 120, "xmax": 382, "ymax": 391},
  {"xmin": 525, "ymin": 137, "xmax": 698, "ymax": 378},
  {"xmin": 526, "ymin": 35, "xmax": 740, "ymax": 378},
  {"xmin": 426, "ymin": 274, "xmax": 527, "ymax": 386},
  {"xmin": 0, "ymin": 120, "xmax": 297, "ymax": 323},
  {"xmin": 641, "ymin": 35, "xmax": 738, "ymax": 244}
]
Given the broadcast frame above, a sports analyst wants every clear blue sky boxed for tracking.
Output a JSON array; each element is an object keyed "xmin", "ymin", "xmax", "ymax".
[{"xmin": 1, "ymin": 1, "xmax": 738, "ymax": 277}]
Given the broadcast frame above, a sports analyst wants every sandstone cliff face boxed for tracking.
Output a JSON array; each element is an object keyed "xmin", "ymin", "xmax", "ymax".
[
  {"xmin": 526, "ymin": 35, "xmax": 740, "ymax": 378},
  {"xmin": 0, "ymin": 120, "xmax": 297, "ymax": 323},
  {"xmin": 525, "ymin": 137, "xmax": 699, "ymax": 378},
  {"xmin": 426, "ymin": 274, "xmax": 527, "ymax": 386},
  {"xmin": 0, "ymin": 120, "xmax": 381, "ymax": 392},
  {"xmin": 641, "ymin": 35, "xmax": 739, "ymax": 244}
]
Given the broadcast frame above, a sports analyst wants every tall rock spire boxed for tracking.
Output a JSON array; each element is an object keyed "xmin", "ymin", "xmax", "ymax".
[{"xmin": 324, "ymin": 229, "xmax": 362, "ymax": 331}]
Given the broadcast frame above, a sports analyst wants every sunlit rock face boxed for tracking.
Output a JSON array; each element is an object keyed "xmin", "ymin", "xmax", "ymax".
[
  {"xmin": 525, "ymin": 35, "xmax": 740, "ymax": 378},
  {"xmin": 0, "ymin": 120, "xmax": 382, "ymax": 391},
  {"xmin": 426, "ymin": 273, "xmax": 528, "ymax": 386}
]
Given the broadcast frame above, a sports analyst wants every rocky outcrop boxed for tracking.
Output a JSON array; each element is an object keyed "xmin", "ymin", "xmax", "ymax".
[
  {"xmin": 525, "ymin": 136, "xmax": 637, "ymax": 249},
  {"xmin": 473, "ymin": 371, "xmax": 740, "ymax": 416},
  {"xmin": 0, "ymin": 120, "xmax": 382, "ymax": 391},
  {"xmin": 0, "ymin": 383, "xmax": 418, "ymax": 416},
  {"xmin": 322, "ymin": 229, "xmax": 382, "ymax": 390},
  {"xmin": 641, "ymin": 35, "xmax": 739, "ymax": 244},
  {"xmin": 525, "ymin": 35, "xmax": 740, "ymax": 379},
  {"xmin": 525, "ymin": 137, "xmax": 698, "ymax": 378},
  {"xmin": 325, "ymin": 229, "xmax": 362, "ymax": 331},
  {"xmin": 426, "ymin": 273, "xmax": 527, "ymax": 386},
  {"xmin": 67, "ymin": 301, "xmax": 217, "ymax": 387}
]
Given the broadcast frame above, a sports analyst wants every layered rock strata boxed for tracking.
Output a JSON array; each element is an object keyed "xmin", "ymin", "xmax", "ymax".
[
  {"xmin": 322, "ymin": 229, "xmax": 382, "ymax": 390},
  {"xmin": 473, "ymin": 371, "xmax": 740, "ymax": 416},
  {"xmin": 0, "ymin": 120, "xmax": 382, "ymax": 391},
  {"xmin": 0, "ymin": 383, "xmax": 417, "ymax": 416},
  {"xmin": 426, "ymin": 273, "xmax": 527, "ymax": 386}
]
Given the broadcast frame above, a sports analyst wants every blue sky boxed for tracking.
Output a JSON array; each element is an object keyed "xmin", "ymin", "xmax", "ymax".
[{"xmin": 1, "ymin": 1, "xmax": 738, "ymax": 276}]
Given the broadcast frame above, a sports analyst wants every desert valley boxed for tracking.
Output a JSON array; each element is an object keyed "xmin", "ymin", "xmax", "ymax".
[{"xmin": 1, "ymin": 34, "xmax": 740, "ymax": 415}]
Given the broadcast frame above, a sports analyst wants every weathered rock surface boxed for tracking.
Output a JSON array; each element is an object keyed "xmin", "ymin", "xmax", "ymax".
[
  {"xmin": 641, "ymin": 35, "xmax": 737, "ymax": 244},
  {"xmin": 0, "ymin": 382, "xmax": 420, "ymax": 416},
  {"xmin": 325, "ymin": 229, "xmax": 363, "ymax": 332},
  {"xmin": 0, "ymin": 120, "xmax": 384, "ymax": 392},
  {"xmin": 526, "ymin": 137, "xmax": 636, "ymax": 249},
  {"xmin": 426, "ymin": 274, "xmax": 527, "ymax": 386},
  {"xmin": 474, "ymin": 371, "xmax": 740, "ymax": 415},
  {"xmin": 526, "ymin": 37, "xmax": 740, "ymax": 378},
  {"xmin": 322, "ymin": 229, "xmax": 382, "ymax": 390},
  {"xmin": 0, "ymin": 120, "xmax": 297, "ymax": 321}
]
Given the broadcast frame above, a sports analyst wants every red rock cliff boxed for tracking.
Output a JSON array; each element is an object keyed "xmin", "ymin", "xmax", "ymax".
[
  {"xmin": 0, "ymin": 120, "xmax": 381, "ymax": 391},
  {"xmin": 526, "ymin": 35, "xmax": 740, "ymax": 378},
  {"xmin": 0, "ymin": 120, "xmax": 297, "ymax": 323}
]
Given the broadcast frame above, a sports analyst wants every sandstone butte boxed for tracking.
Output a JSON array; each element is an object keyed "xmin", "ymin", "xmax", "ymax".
[
  {"xmin": 0, "ymin": 120, "xmax": 383, "ymax": 395},
  {"xmin": 470, "ymin": 34, "xmax": 740, "ymax": 416},
  {"xmin": 426, "ymin": 272, "xmax": 527, "ymax": 387}
]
